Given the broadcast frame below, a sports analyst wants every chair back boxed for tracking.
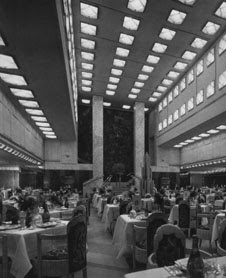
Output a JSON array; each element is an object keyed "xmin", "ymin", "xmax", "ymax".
[
  {"xmin": 146, "ymin": 212, "xmax": 168, "ymax": 256},
  {"xmin": 67, "ymin": 214, "xmax": 87, "ymax": 273},
  {"xmin": 77, "ymin": 198, "xmax": 90, "ymax": 223},
  {"xmin": 154, "ymin": 224, "xmax": 185, "ymax": 267},
  {"xmin": 132, "ymin": 224, "xmax": 147, "ymax": 269},
  {"xmin": 0, "ymin": 235, "xmax": 8, "ymax": 278},
  {"xmin": 178, "ymin": 201, "xmax": 190, "ymax": 229}
]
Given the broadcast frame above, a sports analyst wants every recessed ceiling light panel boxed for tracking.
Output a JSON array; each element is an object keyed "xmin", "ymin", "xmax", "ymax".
[
  {"xmin": 119, "ymin": 33, "xmax": 134, "ymax": 45},
  {"xmin": 131, "ymin": 88, "xmax": 140, "ymax": 94},
  {"xmin": 109, "ymin": 77, "xmax": 120, "ymax": 83},
  {"xmin": 82, "ymin": 79, "xmax": 92, "ymax": 86},
  {"xmin": 81, "ymin": 38, "xmax": 96, "ymax": 49},
  {"xmin": 19, "ymin": 100, "xmax": 39, "ymax": 108},
  {"xmin": 111, "ymin": 69, "xmax": 123, "ymax": 76},
  {"xmin": 128, "ymin": 94, "xmax": 137, "ymax": 99},
  {"xmin": 148, "ymin": 97, "xmax": 157, "ymax": 102},
  {"xmin": 191, "ymin": 38, "xmax": 207, "ymax": 49},
  {"xmin": 106, "ymin": 90, "xmax": 115, "ymax": 96},
  {"xmin": 0, "ymin": 73, "xmax": 27, "ymax": 86},
  {"xmin": 81, "ymin": 99, "xmax": 91, "ymax": 104},
  {"xmin": 142, "ymin": 65, "xmax": 154, "ymax": 73},
  {"xmin": 122, "ymin": 105, "xmax": 131, "ymax": 109},
  {"xmin": 162, "ymin": 79, "xmax": 173, "ymax": 86},
  {"xmin": 31, "ymin": 116, "xmax": 47, "ymax": 122},
  {"xmin": 116, "ymin": 47, "xmax": 130, "ymax": 57},
  {"xmin": 168, "ymin": 9, "xmax": 186, "ymax": 25},
  {"xmin": 152, "ymin": 42, "xmax": 167, "ymax": 53},
  {"xmin": 215, "ymin": 2, "xmax": 226, "ymax": 19},
  {"xmin": 0, "ymin": 35, "xmax": 5, "ymax": 46},
  {"xmin": 152, "ymin": 92, "xmax": 162, "ymax": 97},
  {"xmin": 174, "ymin": 61, "xmax": 187, "ymax": 70},
  {"xmin": 103, "ymin": 102, "xmax": 111, "ymax": 107},
  {"xmin": 182, "ymin": 50, "xmax": 197, "ymax": 60},
  {"xmin": 10, "ymin": 88, "xmax": 34, "ymax": 98},
  {"xmin": 123, "ymin": 16, "xmax": 140, "ymax": 31},
  {"xmin": 81, "ymin": 51, "xmax": 94, "ymax": 61},
  {"xmin": 0, "ymin": 54, "xmax": 18, "ymax": 69},
  {"xmin": 134, "ymin": 81, "xmax": 144, "ymax": 88},
  {"xmin": 146, "ymin": 55, "xmax": 160, "ymax": 64},
  {"xmin": 80, "ymin": 3, "xmax": 98, "ymax": 19},
  {"xmin": 82, "ymin": 86, "xmax": 91, "ymax": 92},
  {"xmin": 107, "ymin": 84, "xmax": 117, "ymax": 90},
  {"xmin": 202, "ymin": 21, "xmax": 220, "ymax": 35},
  {"xmin": 216, "ymin": 125, "xmax": 226, "ymax": 130},
  {"xmin": 127, "ymin": 0, "xmax": 147, "ymax": 12},
  {"xmin": 138, "ymin": 74, "xmax": 149, "ymax": 80},
  {"xmin": 157, "ymin": 85, "xmax": 167, "ymax": 92},
  {"xmin": 82, "ymin": 72, "xmax": 93, "ymax": 78},
  {"xmin": 81, "ymin": 62, "xmax": 93, "ymax": 70},
  {"xmin": 167, "ymin": 71, "xmax": 180, "ymax": 79},
  {"xmin": 113, "ymin": 59, "xmax": 126, "ymax": 67},
  {"xmin": 81, "ymin": 22, "xmax": 97, "ymax": 36},
  {"xmin": 178, "ymin": 0, "xmax": 196, "ymax": 5},
  {"xmin": 159, "ymin": 28, "xmax": 176, "ymax": 40},
  {"xmin": 25, "ymin": 109, "xmax": 44, "ymax": 116}
]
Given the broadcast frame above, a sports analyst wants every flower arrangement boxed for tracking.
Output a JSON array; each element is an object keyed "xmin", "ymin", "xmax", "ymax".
[{"xmin": 18, "ymin": 194, "xmax": 38, "ymax": 213}]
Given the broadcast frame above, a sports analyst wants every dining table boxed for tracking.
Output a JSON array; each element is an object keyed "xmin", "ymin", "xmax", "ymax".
[
  {"xmin": 0, "ymin": 219, "xmax": 68, "ymax": 278},
  {"xmin": 124, "ymin": 256, "xmax": 226, "ymax": 278},
  {"xmin": 102, "ymin": 203, "xmax": 119, "ymax": 231}
]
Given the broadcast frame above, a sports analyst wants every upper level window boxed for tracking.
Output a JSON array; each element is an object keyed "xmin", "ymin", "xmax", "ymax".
[
  {"xmin": 187, "ymin": 97, "xmax": 194, "ymax": 111},
  {"xmin": 163, "ymin": 119, "xmax": 167, "ymax": 128},
  {"xmin": 196, "ymin": 89, "xmax": 204, "ymax": 105},
  {"xmin": 196, "ymin": 60, "xmax": 204, "ymax": 76},
  {"xmin": 163, "ymin": 97, "xmax": 167, "ymax": 108},
  {"xmin": 180, "ymin": 104, "xmax": 186, "ymax": 116},
  {"xmin": 180, "ymin": 78, "xmax": 186, "ymax": 92},
  {"xmin": 168, "ymin": 91, "xmax": 173, "ymax": 103},
  {"xmin": 219, "ymin": 33, "xmax": 226, "ymax": 55},
  {"xmin": 158, "ymin": 122, "xmax": 163, "ymax": 131},
  {"xmin": 218, "ymin": 70, "xmax": 226, "ymax": 90},
  {"xmin": 174, "ymin": 109, "xmax": 179, "ymax": 121},
  {"xmin": 168, "ymin": 114, "xmax": 173, "ymax": 125},
  {"xmin": 158, "ymin": 102, "xmax": 163, "ymax": 112},
  {"xmin": 187, "ymin": 69, "xmax": 194, "ymax": 84},
  {"xmin": 173, "ymin": 85, "xmax": 179, "ymax": 97},
  {"xmin": 206, "ymin": 80, "xmax": 215, "ymax": 98},
  {"xmin": 206, "ymin": 48, "xmax": 215, "ymax": 66}
]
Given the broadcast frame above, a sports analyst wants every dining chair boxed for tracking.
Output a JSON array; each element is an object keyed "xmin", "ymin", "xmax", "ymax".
[
  {"xmin": 37, "ymin": 213, "xmax": 87, "ymax": 278},
  {"xmin": 178, "ymin": 201, "xmax": 191, "ymax": 237},
  {"xmin": 146, "ymin": 212, "xmax": 168, "ymax": 257},
  {"xmin": 0, "ymin": 235, "xmax": 10, "ymax": 278},
  {"xmin": 132, "ymin": 224, "xmax": 147, "ymax": 270},
  {"xmin": 77, "ymin": 198, "xmax": 90, "ymax": 224},
  {"xmin": 196, "ymin": 212, "xmax": 215, "ymax": 253},
  {"xmin": 216, "ymin": 218, "xmax": 226, "ymax": 256}
]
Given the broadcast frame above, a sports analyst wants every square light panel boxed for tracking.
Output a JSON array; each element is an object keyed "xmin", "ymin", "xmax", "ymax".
[
  {"xmin": 25, "ymin": 109, "xmax": 44, "ymax": 116},
  {"xmin": 0, "ymin": 73, "xmax": 27, "ymax": 86},
  {"xmin": 31, "ymin": 116, "xmax": 47, "ymax": 122},
  {"xmin": 82, "ymin": 86, "xmax": 91, "ymax": 92},
  {"xmin": 81, "ymin": 99, "xmax": 91, "ymax": 104},
  {"xmin": 162, "ymin": 79, "xmax": 173, "ymax": 86},
  {"xmin": 148, "ymin": 97, "xmax": 157, "ymax": 102},
  {"xmin": 202, "ymin": 21, "xmax": 220, "ymax": 35},
  {"xmin": 215, "ymin": 2, "xmax": 226, "ymax": 19},
  {"xmin": 19, "ymin": 100, "xmax": 39, "ymax": 108},
  {"xmin": 10, "ymin": 88, "xmax": 34, "ymax": 98},
  {"xmin": 174, "ymin": 61, "xmax": 187, "ymax": 70},
  {"xmin": 127, "ymin": 0, "xmax": 147, "ymax": 12},
  {"xmin": 134, "ymin": 81, "xmax": 144, "ymax": 88},
  {"xmin": 146, "ymin": 54, "xmax": 160, "ymax": 64},
  {"xmin": 191, "ymin": 38, "xmax": 207, "ymax": 49},
  {"xmin": 116, "ymin": 47, "xmax": 130, "ymax": 57},
  {"xmin": 159, "ymin": 28, "xmax": 176, "ymax": 40},
  {"xmin": 113, "ymin": 59, "xmax": 126, "ymax": 67},
  {"xmin": 82, "ymin": 79, "xmax": 92, "ymax": 86},
  {"xmin": 128, "ymin": 94, "xmax": 137, "ymax": 99},
  {"xmin": 168, "ymin": 9, "xmax": 187, "ymax": 25},
  {"xmin": 119, "ymin": 33, "xmax": 134, "ymax": 45},
  {"xmin": 0, "ymin": 35, "xmax": 5, "ymax": 46},
  {"xmin": 81, "ymin": 38, "xmax": 95, "ymax": 49},
  {"xmin": 152, "ymin": 42, "xmax": 167, "ymax": 53},
  {"xmin": 178, "ymin": 0, "xmax": 196, "ymax": 5},
  {"xmin": 81, "ymin": 62, "xmax": 93, "ymax": 70},
  {"xmin": 111, "ymin": 69, "xmax": 123, "ymax": 76},
  {"xmin": 81, "ymin": 51, "xmax": 94, "ymax": 61},
  {"xmin": 182, "ymin": 50, "xmax": 197, "ymax": 60},
  {"xmin": 123, "ymin": 16, "xmax": 140, "ymax": 31},
  {"xmin": 207, "ymin": 129, "xmax": 219, "ymax": 134},
  {"xmin": 80, "ymin": 3, "xmax": 98, "ymax": 19},
  {"xmin": 199, "ymin": 133, "xmax": 210, "ymax": 137},
  {"xmin": 167, "ymin": 71, "xmax": 180, "ymax": 79},
  {"xmin": 106, "ymin": 90, "xmax": 115, "ymax": 96},
  {"xmin": 131, "ymin": 88, "xmax": 140, "ymax": 94},
  {"xmin": 152, "ymin": 92, "xmax": 162, "ymax": 97},
  {"xmin": 138, "ymin": 74, "xmax": 149, "ymax": 80},
  {"xmin": 109, "ymin": 77, "xmax": 120, "ymax": 83},
  {"xmin": 122, "ymin": 105, "xmax": 131, "ymax": 109},
  {"xmin": 216, "ymin": 125, "xmax": 226, "ymax": 130},
  {"xmin": 82, "ymin": 72, "xmax": 93, "ymax": 78},
  {"xmin": 142, "ymin": 65, "xmax": 154, "ymax": 73},
  {"xmin": 0, "ymin": 54, "xmax": 18, "ymax": 69},
  {"xmin": 107, "ymin": 84, "xmax": 117, "ymax": 90},
  {"xmin": 103, "ymin": 102, "xmax": 111, "ymax": 107},
  {"xmin": 157, "ymin": 86, "xmax": 167, "ymax": 92},
  {"xmin": 81, "ymin": 22, "xmax": 97, "ymax": 36}
]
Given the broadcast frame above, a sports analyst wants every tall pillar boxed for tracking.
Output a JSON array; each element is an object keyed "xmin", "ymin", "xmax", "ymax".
[
  {"xmin": 134, "ymin": 102, "xmax": 145, "ymax": 190},
  {"xmin": 92, "ymin": 96, "xmax": 103, "ymax": 188}
]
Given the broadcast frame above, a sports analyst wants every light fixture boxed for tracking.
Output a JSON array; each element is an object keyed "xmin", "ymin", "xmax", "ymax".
[
  {"xmin": 127, "ymin": 0, "xmax": 147, "ymax": 12},
  {"xmin": 31, "ymin": 116, "xmax": 47, "ymax": 122},
  {"xmin": 128, "ymin": 94, "xmax": 137, "ymax": 99},
  {"xmin": 119, "ymin": 33, "xmax": 134, "ymax": 45},
  {"xmin": 80, "ymin": 3, "xmax": 98, "ymax": 19},
  {"xmin": 216, "ymin": 125, "xmax": 226, "ymax": 130},
  {"xmin": 131, "ymin": 88, "xmax": 140, "ymax": 94},
  {"xmin": 215, "ymin": 2, "xmax": 226, "ymax": 19},
  {"xmin": 159, "ymin": 28, "xmax": 176, "ymax": 40},
  {"xmin": 82, "ymin": 80, "xmax": 92, "ymax": 86},
  {"xmin": 207, "ymin": 129, "xmax": 220, "ymax": 134},
  {"xmin": 43, "ymin": 131, "xmax": 55, "ymax": 135},
  {"xmin": 39, "ymin": 127, "xmax": 53, "ymax": 131},
  {"xmin": 138, "ymin": 74, "xmax": 149, "ymax": 80},
  {"xmin": 162, "ymin": 79, "xmax": 173, "ymax": 86},
  {"xmin": 106, "ymin": 90, "xmax": 115, "ymax": 96},
  {"xmin": 113, "ymin": 59, "xmax": 126, "ymax": 67},
  {"xmin": 122, "ymin": 105, "xmax": 131, "ymax": 109},
  {"xmin": 116, "ymin": 47, "xmax": 130, "ymax": 57},
  {"xmin": 179, "ymin": 142, "xmax": 188, "ymax": 145},
  {"xmin": 81, "ymin": 99, "xmax": 91, "ymax": 104},
  {"xmin": 168, "ymin": 9, "xmax": 186, "ymax": 25},
  {"xmin": 10, "ymin": 88, "xmax": 34, "ymax": 98},
  {"xmin": 82, "ymin": 86, "xmax": 91, "ymax": 92},
  {"xmin": 0, "ymin": 35, "xmax": 5, "ymax": 46},
  {"xmin": 182, "ymin": 50, "xmax": 197, "ymax": 60},
  {"xmin": 174, "ymin": 61, "xmax": 187, "ymax": 70},
  {"xmin": 174, "ymin": 144, "xmax": 182, "ymax": 148},
  {"xmin": 191, "ymin": 136, "xmax": 202, "ymax": 140},
  {"xmin": 185, "ymin": 139, "xmax": 195, "ymax": 143},
  {"xmin": 152, "ymin": 92, "xmax": 162, "ymax": 97},
  {"xmin": 19, "ymin": 100, "xmax": 39, "ymax": 108},
  {"xmin": 152, "ymin": 42, "xmax": 167, "ymax": 53},
  {"xmin": 167, "ymin": 71, "xmax": 180, "ymax": 79},
  {"xmin": 35, "ymin": 122, "xmax": 50, "ymax": 127},
  {"xmin": 191, "ymin": 38, "xmax": 207, "ymax": 49},
  {"xmin": 142, "ymin": 65, "xmax": 154, "ymax": 73},
  {"xmin": 81, "ymin": 22, "xmax": 97, "ymax": 36},
  {"xmin": 25, "ymin": 109, "xmax": 44, "ymax": 116},
  {"xmin": 111, "ymin": 69, "xmax": 123, "ymax": 76},
  {"xmin": 146, "ymin": 54, "xmax": 160, "ymax": 64},
  {"xmin": 157, "ymin": 85, "xmax": 167, "ymax": 92},
  {"xmin": 134, "ymin": 81, "xmax": 144, "ymax": 88},
  {"xmin": 45, "ymin": 135, "xmax": 57, "ymax": 139},
  {"xmin": 82, "ymin": 72, "xmax": 93, "ymax": 78},
  {"xmin": 178, "ymin": 0, "xmax": 196, "ymax": 5},
  {"xmin": 123, "ymin": 16, "xmax": 140, "ymax": 31},
  {"xmin": 202, "ymin": 21, "xmax": 220, "ymax": 35},
  {"xmin": 81, "ymin": 51, "xmax": 94, "ymax": 61},
  {"xmin": 81, "ymin": 62, "xmax": 93, "ymax": 70},
  {"xmin": 81, "ymin": 38, "xmax": 96, "ymax": 50},
  {"xmin": 0, "ymin": 73, "xmax": 27, "ymax": 86},
  {"xmin": 103, "ymin": 102, "xmax": 111, "ymax": 107},
  {"xmin": 148, "ymin": 97, "xmax": 157, "ymax": 102},
  {"xmin": 199, "ymin": 133, "xmax": 210, "ymax": 137},
  {"xmin": 0, "ymin": 54, "xmax": 18, "ymax": 69},
  {"xmin": 144, "ymin": 107, "xmax": 149, "ymax": 112},
  {"xmin": 109, "ymin": 77, "xmax": 120, "ymax": 83},
  {"xmin": 107, "ymin": 84, "xmax": 117, "ymax": 90}
]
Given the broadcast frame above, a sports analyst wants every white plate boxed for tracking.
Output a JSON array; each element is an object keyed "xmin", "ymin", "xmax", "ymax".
[{"xmin": 37, "ymin": 222, "xmax": 57, "ymax": 228}]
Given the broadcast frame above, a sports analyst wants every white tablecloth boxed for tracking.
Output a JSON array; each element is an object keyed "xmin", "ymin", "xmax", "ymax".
[
  {"xmin": 112, "ymin": 214, "xmax": 146, "ymax": 259},
  {"xmin": 141, "ymin": 198, "xmax": 153, "ymax": 211},
  {"xmin": 102, "ymin": 204, "xmax": 119, "ymax": 231},
  {"xmin": 0, "ymin": 221, "xmax": 68, "ymax": 278}
]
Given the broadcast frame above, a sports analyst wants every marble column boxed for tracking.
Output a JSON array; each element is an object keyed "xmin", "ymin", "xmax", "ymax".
[
  {"xmin": 92, "ymin": 96, "xmax": 103, "ymax": 188},
  {"xmin": 134, "ymin": 102, "xmax": 145, "ymax": 190}
]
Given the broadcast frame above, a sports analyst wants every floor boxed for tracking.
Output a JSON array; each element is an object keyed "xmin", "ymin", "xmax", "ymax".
[{"xmin": 76, "ymin": 207, "xmax": 217, "ymax": 278}]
